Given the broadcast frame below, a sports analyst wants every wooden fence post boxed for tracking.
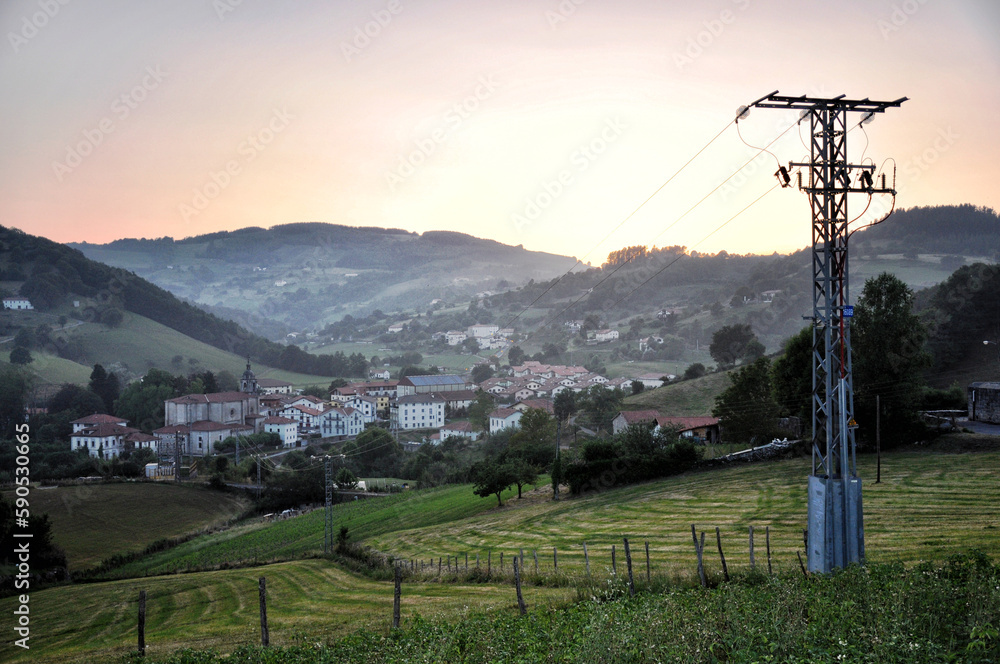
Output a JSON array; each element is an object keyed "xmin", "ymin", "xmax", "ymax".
[
  {"xmin": 259, "ymin": 577, "xmax": 269, "ymax": 647},
  {"xmin": 137, "ymin": 590, "xmax": 146, "ymax": 657},
  {"xmin": 583, "ymin": 542, "xmax": 590, "ymax": 576},
  {"xmin": 465, "ymin": 552, "xmax": 469, "ymax": 571},
  {"xmin": 438, "ymin": 557, "xmax": 442, "ymax": 575},
  {"xmin": 533, "ymin": 549, "xmax": 538, "ymax": 574},
  {"xmin": 624, "ymin": 538, "xmax": 635, "ymax": 597},
  {"xmin": 553, "ymin": 546, "xmax": 558, "ymax": 572},
  {"xmin": 513, "ymin": 556, "xmax": 527, "ymax": 616},
  {"xmin": 500, "ymin": 551, "xmax": 504, "ymax": 573},
  {"xmin": 393, "ymin": 564, "xmax": 402, "ymax": 629},
  {"xmin": 488, "ymin": 550, "xmax": 492, "ymax": 575},
  {"xmin": 749, "ymin": 525, "xmax": 756, "ymax": 571},
  {"xmin": 645, "ymin": 541, "xmax": 651, "ymax": 582},
  {"xmin": 611, "ymin": 544, "xmax": 617, "ymax": 576},
  {"xmin": 691, "ymin": 525, "xmax": 707, "ymax": 587},
  {"xmin": 715, "ymin": 527, "xmax": 730, "ymax": 582},
  {"xmin": 766, "ymin": 526, "xmax": 772, "ymax": 576}
]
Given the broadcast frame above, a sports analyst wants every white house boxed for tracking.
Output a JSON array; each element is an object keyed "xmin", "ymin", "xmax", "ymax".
[
  {"xmin": 348, "ymin": 394, "xmax": 380, "ymax": 423},
  {"xmin": 70, "ymin": 422, "xmax": 140, "ymax": 459},
  {"xmin": 467, "ymin": 323, "xmax": 499, "ymax": 338},
  {"xmin": 264, "ymin": 416, "xmax": 300, "ymax": 447},
  {"xmin": 488, "ymin": 407, "xmax": 523, "ymax": 435},
  {"xmin": 319, "ymin": 406, "xmax": 365, "ymax": 438},
  {"xmin": 387, "ymin": 323, "xmax": 405, "ymax": 333},
  {"xmin": 445, "ymin": 330, "xmax": 468, "ymax": 345},
  {"xmin": 279, "ymin": 404, "xmax": 323, "ymax": 430},
  {"xmin": 635, "ymin": 373, "xmax": 666, "ymax": 390},
  {"xmin": 369, "ymin": 369, "xmax": 391, "ymax": 380},
  {"xmin": 2, "ymin": 297, "xmax": 33, "ymax": 310},
  {"xmin": 594, "ymin": 329, "xmax": 619, "ymax": 342},
  {"xmin": 71, "ymin": 413, "xmax": 129, "ymax": 434},
  {"xmin": 438, "ymin": 420, "xmax": 481, "ymax": 442},
  {"xmin": 257, "ymin": 378, "xmax": 294, "ymax": 395},
  {"xmin": 391, "ymin": 394, "xmax": 446, "ymax": 430}
]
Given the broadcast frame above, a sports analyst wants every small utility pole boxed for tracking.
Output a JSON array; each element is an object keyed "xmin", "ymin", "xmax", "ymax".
[
  {"xmin": 876, "ymin": 394, "xmax": 881, "ymax": 484},
  {"xmin": 174, "ymin": 431, "xmax": 181, "ymax": 483},
  {"xmin": 553, "ymin": 420, "xmax": 561, "ymax": 501}
]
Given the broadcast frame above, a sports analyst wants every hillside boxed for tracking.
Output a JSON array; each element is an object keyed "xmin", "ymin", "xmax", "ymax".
[
  {"xmin": 69, "ymin": 223, "xmax": 581, "ymax": 332},
  {"xmin": 0, "ymin": 226, "xmax": 372, "ymax": 381},
  {"xmin": 3, "ymin": 440, "xmax": 997, "ymax": 662},
  {"xmin": 5, "ymin": 483, "xmax": 248, "ymax": 571}
]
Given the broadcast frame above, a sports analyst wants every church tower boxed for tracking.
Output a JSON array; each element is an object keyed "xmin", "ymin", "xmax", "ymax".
[{"xmin": 240, "ymin": 357, "xmax": 260, "ymax": 394}]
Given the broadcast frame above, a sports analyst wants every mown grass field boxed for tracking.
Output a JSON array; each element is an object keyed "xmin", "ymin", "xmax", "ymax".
[
  {"xmin": 91, "ymin": 439, "xmax": 1000, "ymax": 582},
  {"xmin": 8, "ymin": 483, "xmax": 248, "ymax": 571},
  {"xmin": 0, "ymin": 559, "xmax": 576, "ymax": 664},
  {"xmin": 623, "ymin": 368, "xmax": 734, "ymax": 416},
  {"xmin": 94, "ymin": 482, "xmax": 524, "ymax": 579}
]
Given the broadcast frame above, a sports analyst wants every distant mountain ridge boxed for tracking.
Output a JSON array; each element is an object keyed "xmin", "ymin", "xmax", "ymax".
[{"xmin": 70, "ymin": 223, "xmax": 581, "ymax": 331}]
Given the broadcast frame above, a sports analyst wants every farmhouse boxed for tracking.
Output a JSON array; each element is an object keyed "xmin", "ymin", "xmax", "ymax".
[
  {"xmin": 71, "ymin": 413, "xmax": 128, "ymax": 433},
  {"xmin": 655, "ymin": 416, "xmax": 721, "ymax": 444},
  {"xmin": 612, "ymin": 410, "xmax": 662, "ymax": 435},
  {"xmin": 438, "ymin": 420, "xmax": 481, "ymax": 442},
  {"xmin": 593, "ymin": 329, "xmax": 619, "ymax": 342}
]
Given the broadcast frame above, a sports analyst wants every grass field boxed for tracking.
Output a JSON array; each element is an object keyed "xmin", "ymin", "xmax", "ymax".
[
  {"xmin": 90, "ymin": 439, "xmax": 1000, "ymax": 582},
  {"xmin": 0, "ymin": 558, "xmax": 576, "ymax": 663},
  {"xmin": 2, "ymin": 312, "xmax": 333, "ymax": 387},
  {"xmin": 622, "ymin": 368, "xmax": 734, "ymax": 416},
  {"xmin": 94, "ymin": 482, "xmax": 524, "ymax": 579},
  {"xmin": 6, "ymin": 483, "xmax": 248, "ymax": 571}
]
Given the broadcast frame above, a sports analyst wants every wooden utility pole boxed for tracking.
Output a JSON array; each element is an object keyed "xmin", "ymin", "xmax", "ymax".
[
  {"xmin": 876, "ymin": 394, "xmax": 881, "ymax": 483},
  {"xmin": 137, "ymin": 590, "xmax": 146, "ymax": 657},
  {"xmin": 258, "ymin": 577, "xmax": 269, "ymax": 647}
]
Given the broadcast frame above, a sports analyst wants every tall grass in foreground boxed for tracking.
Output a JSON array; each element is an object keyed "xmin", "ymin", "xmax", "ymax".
[{"xmin": 124, "ymin": 552, "xmax": 999, "ymax": 664}]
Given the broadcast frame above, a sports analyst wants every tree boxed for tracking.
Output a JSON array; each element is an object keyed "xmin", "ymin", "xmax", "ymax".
[
  {"xmin": 0, "ymin": 366, "xmax": 30, "ymax": 438},
  {"xmin": 471, "ymin": 363, "xmax": 494, "ymax": 384},
  {"xmin": 467, "ymin": 390, "xmax": 495, "ymax": 431},
  {"xmin": 771, "ymin": 327, "xmax": 812, "ymax": 422},
  {"xmin": 507, "ymin": 456, "xmax": 538, "ymax": 499},
  {"xmin": 471, "ymin": 460, "xmax": 517, "ymax": 507},
  {"xmin": 712, "ymin": 357, "xmax": 781, "ymax": 445},
  {"xmin": 578, "ymin": 385, "xmax": 625, "ymax": 434},
  {"xmin": 852, "ymin": 272, "xmax": 930, "ymax": 448},
  {"xmin": 89, "ymin": 364, "xmax": 120, "ymax": 413},
  {"xmin": 630, "ymin": 380, "xmax": 645, "ymax": 395},
  {"xmin": 460, "ymin": 337, "xmax": 480, "ymax": 354},
  {"xmin": 335, "ymin": 467, "xmax": 359, "ymax": 490},
  {"xmin": 9, "ymin": 346, "xmax": 32, "ymax": 365},
  {"xmin": 49, "ymin": 384, "xmax": 105, "ymax": 418},
  {"xmin": 553, "ymin": 390, "xmax": 577, "ymax": 423},
  {"xmin": 709, "ymin": 323, "xmax": 761, "ymax": 369},
  {"xmin": 507, "ymin": 345, "xmax": 526, "ymax": 367},
  {"xmin": 509, "ymin": 408, "xmax": 557, "ymax": 468}
]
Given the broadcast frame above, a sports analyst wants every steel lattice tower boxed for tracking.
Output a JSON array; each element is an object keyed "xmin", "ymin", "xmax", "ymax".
[{"xmin": 750, "ymin": 92, "xmax": 906, "ymax": 572}]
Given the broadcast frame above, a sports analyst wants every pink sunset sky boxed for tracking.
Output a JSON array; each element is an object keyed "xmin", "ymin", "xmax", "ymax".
[{"xmin": 1, "ymin": 0, "xmax": 997, "ymax": 264}]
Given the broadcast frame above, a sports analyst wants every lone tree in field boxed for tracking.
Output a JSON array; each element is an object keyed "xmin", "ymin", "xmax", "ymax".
[
  {"xmin": 852, "ymin": 272, "xmax": 929, "ymax": 448},
  {"xmin": 709, "ymin": 323, "xmax": 764, "ymax": 370},
  {"xmin": 712, "ymin": 356, "xmax": 781, "ymax": 445},
  {"xmin": 471, "ymin": 460, "xmax": 517, "ymax": 507}
]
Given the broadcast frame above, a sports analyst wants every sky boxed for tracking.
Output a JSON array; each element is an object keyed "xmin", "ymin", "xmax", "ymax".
[{"xmin": 2, "ymin": 0, "xmax": 998, "ymax": 265}]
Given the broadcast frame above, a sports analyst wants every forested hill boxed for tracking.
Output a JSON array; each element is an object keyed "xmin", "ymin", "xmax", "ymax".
[
  {"xmin": 0, "ymin": 226, "xmax": 365, "ymax": 376},
  {"xmin": 69, "ymin": 223, "xmax": 580, "ymax": 330},
  {"xmin": 852, "ymin": 204, "xmax": 999, "ymax": 258}
]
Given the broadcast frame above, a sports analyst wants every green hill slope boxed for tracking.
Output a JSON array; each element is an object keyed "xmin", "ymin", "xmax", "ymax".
[{"xmin": 8, "ymin": 483, "xmax": 248, "ymax": 571}]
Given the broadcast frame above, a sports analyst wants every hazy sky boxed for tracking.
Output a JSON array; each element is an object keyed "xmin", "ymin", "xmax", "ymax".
[{"xmin": 2, "ymin": 0, "xmax": 998, "ymax": 264}]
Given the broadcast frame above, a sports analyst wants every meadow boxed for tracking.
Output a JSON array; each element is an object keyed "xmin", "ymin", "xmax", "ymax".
[{"xmin": 11, "ymin": 483, "xmax": 248, "ymax": 572}]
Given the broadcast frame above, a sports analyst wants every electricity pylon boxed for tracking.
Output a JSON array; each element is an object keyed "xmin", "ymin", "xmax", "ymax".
[{"xmin": 750, "ymin": 92, "xmax": 907, "ymax": 572}]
